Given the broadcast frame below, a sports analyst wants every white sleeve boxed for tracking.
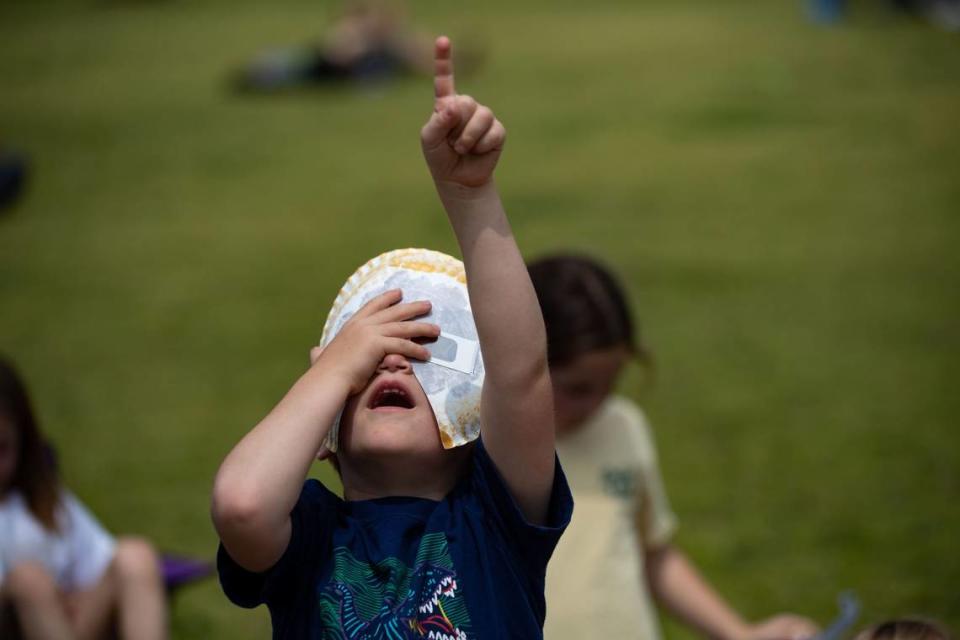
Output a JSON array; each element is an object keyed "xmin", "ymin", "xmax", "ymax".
[
  {"xmin": 617, "ymin": 398, "xmax": 678, "ymax": 549},
  {"xmin": 59, "ymin": 492, "xmax": 116, "ymax": 591}
]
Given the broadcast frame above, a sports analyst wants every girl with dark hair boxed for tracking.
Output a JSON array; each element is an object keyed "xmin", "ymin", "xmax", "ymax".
[
  {"xmin": 0, "ymin": 357, "xmax": 168, "ymax": 640},
  {"xmin": 529, "ymin": 254, "xmax": 819, "ymax": 640}
]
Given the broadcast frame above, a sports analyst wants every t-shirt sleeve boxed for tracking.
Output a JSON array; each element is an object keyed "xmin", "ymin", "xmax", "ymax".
[
  {"xmin": 638, "ymin": 457, "xmax": 677, "ymax": 549},
  {"xmin": 217, "ymin": 479, "xmax": 334, "ymax": 608},
  {"xmin": 470, "ymin": 437, "xmax": 573, "ymax": 573},
  {"xmin": 622, "ymin": 402, "xmax": 678, "ymax": 550},
  {"xmin": 61, "ymin": 492, "xmax": 116, "ymax": 591}
]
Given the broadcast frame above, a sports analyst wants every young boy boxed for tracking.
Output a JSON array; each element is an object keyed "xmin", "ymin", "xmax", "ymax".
[{"xmin": 212, "ymin": 36, "xmax": 571, "ymax": 639}]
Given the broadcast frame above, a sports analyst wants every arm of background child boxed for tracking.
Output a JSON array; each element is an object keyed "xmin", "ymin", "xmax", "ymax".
[
  {"xmin": 421, "ymin": 37, "xmax": 556, "ymax": 525},
  {"xmin": 211, "ymin": 291, "xmax": 436, "ymax": 572},
  {"xmin": 645, "ymin": 543, "xmax": 820, "ymax": 640}
]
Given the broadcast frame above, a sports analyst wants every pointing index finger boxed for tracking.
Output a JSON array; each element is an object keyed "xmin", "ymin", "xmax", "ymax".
[{"xmin": 433, "ymin": 35, "xmax": 455, "ymax": 102}]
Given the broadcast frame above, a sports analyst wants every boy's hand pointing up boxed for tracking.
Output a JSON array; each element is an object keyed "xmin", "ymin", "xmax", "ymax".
[{"xmin": 421, "ymin": 36, "xmax": 506, "ymax": 191}]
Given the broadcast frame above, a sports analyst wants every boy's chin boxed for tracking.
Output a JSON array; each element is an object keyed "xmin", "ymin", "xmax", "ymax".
[
  {"xmin": 344, "ymin": 422, "xmax": 444, "ymax": 458},
  {"xmin": 349, "ymin": 436, "xmax": 440, "ymax": 459}
]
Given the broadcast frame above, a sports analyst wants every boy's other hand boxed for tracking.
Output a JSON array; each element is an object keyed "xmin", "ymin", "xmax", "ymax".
[
  {"xmin": 421, "ymin": 36, "xmax": 505, "ymax": 192},
  {"xmin": 317, "ymin": 289, "xmax": 439, "ymax": 395}
]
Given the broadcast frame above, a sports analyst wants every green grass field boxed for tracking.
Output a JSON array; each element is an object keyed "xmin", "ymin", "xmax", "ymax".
[{"xmin": 1, "ymin": 0, "xmax": 958, "ymax": 637}]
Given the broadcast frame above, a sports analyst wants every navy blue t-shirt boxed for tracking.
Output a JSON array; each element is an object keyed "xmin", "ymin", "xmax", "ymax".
[{"xmin": 218, "ymin": 439, "xmax": 573, "ymax": 639}]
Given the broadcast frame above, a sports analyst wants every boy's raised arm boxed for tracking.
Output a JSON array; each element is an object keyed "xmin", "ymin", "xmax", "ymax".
[{"xmin": 421, "ymin": 37, "xmax": 556, "ymax": 525}]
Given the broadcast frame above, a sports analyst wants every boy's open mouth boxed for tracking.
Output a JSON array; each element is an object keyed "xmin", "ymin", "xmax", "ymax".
[{"xmin": 369, "ymin": 380, "xmax": 416, "ymax": 411}]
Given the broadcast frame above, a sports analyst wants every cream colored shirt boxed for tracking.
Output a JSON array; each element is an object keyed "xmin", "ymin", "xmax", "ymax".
[{"xmin": 545, "ymin": 396, "xmax": 678, "ymax": 640}]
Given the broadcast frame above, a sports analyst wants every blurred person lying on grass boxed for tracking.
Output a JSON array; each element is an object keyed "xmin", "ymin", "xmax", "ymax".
[
  {"xmin": 213, "ymin": 36, "xmax": 571, "ymax": 639},
  {"xmin": 529, "ymin": 254, "xmax": 820, "ymax": 640},
  {"xmin": 0, "ymin": 357, "xmax": 167, "ymax": 640},
  {"xmin": 233, "ymin": 0, "xmax": 479, "ymax": 92}
]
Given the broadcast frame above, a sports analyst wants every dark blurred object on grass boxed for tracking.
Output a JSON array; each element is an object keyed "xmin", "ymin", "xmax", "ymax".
[
  {"xmin": 808, "ymin": 0, "xmax": 960, "ymax": 30},
  {"xmin": 895, "ymin": 0, "xmax": 960, "ymax": 29},
  {"xmin": 0, "ymin": 148, "xmax": 28, "ymax": 213},
  {"xmin": 808, "ymin": 0, "xmax": 846, "ymax": 23},
  {"xmin": 161, "ymin": 554, "xmax": 213, "ymax": 596},
  {"xmin": 232, "ymin": 0, "xmax": 482, "ymax": 93}
]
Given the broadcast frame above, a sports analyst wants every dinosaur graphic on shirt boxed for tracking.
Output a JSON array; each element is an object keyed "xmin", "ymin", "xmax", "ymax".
[
  {"xmin": 319, "ymin": 533, "xmax": 472, "ymax": 640},
  {"xmin": 325, "ymin": 565, "xmax": 466, "ymax": 639}
]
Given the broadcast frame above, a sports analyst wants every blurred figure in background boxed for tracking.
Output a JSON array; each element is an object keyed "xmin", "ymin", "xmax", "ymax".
[
  {"xmin": 896, "ymin": 0, "xmax": 960, "ymax": 30},
  {"xmin": 856, "ymin": 619, "xmax": 954, "ymax": 640},
  {"xmin": 0, "ymin": 357, "xmax": 168, "ymax": 640},
  {"xmin": 808, "ymin": 0, "xmax": 960, "ymax": 30},
  {"xmin": 529, "ymin": 254, "xmax": 819, "ymax": 640},
  {"xmin": 0, "ymin": 146, "xmax": 28, "ymax": 213},
  {"xmin": 233, "ymin": 0, "xmax": 481, "ymax": 93}
]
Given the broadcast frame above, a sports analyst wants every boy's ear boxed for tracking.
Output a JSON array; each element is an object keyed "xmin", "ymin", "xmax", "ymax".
[{"xmin": 318, "ymin": 447, "xmax": 341, "ymax": 475}]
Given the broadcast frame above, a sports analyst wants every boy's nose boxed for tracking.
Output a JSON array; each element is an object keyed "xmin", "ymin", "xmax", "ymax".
[{"xmin": 378, "ymin": 353, "xmax": 412, "ymax": 373}]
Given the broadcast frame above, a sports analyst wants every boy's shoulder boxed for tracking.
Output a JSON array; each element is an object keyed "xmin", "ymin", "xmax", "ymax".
[
  {"xmin": 301, "ymin": 477, "xmax": 340, "ymax": 504},
  {"xmin": 287, "ymin": 477, "xmax": 341, "ymax": 515}
]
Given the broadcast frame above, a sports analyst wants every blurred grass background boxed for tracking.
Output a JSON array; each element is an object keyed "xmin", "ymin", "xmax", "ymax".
[{"xmin": 1, "ymin": 0, "xmax": 958, "ymax": 637}]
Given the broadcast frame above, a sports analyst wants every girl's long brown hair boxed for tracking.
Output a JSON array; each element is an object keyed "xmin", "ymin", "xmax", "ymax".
[
  {"xmin": 0, "ymin": 357, "xmax": 61, "ymax": 531},
  {"xmin": 527, "ymin": 254, "xmax": 651, "ymax": 368}
]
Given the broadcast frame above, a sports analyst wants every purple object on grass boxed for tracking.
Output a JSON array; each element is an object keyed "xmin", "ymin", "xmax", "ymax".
[{"xmin": 162, "ymin": 554, "xmax": 214, "ymax": 592}]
